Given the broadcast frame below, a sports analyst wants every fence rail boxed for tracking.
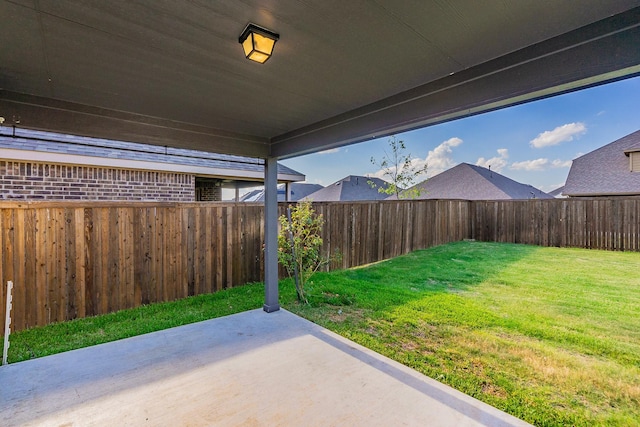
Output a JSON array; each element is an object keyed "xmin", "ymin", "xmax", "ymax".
[{"xmin": 1, "ymin": 198, "xmax": 639, "ymax": 332}]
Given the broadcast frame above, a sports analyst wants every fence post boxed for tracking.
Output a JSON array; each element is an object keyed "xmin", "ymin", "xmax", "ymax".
[{"xmin": 3, "ymin": 281, "xmax": 13, "ymax": 366}]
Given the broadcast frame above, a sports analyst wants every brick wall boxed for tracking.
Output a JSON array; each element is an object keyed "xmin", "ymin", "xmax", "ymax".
[
  {"xmin": 195, "ymin": 178, "xmax": 223, "ymax": 201},
  {"xmin": 0, "ymin": 160, "xmax": 195, "ymax": 201},
  {"xmin": 196, "ymin": 186, "xmax": 222, "ymax": 201}
]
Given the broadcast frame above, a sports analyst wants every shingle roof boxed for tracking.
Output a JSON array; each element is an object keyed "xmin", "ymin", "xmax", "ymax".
[
  {"xmin": 405, "ymin": 163, "xmax": 552, "ymax": 200},
  {"xmin": 239, "ymin": 189, "xmax": 264, "ymax": 202},
  {"xmin": 564, "ymin": 130, "xmax": 640, "ymax": 196},
  {"xmin": 239, "ymin": 183, "xmax": 324, "ymax": 202},
  {"xmin": 0, "ymin": 128, "xmax": 303, "ymax": 180},
  {"xmin": 548, "ymin": 186, "xmax": 566, "ymax": 198},
  {"xmin": 302, "ymin": 175, "xmax": 390, "ymax": 201}
]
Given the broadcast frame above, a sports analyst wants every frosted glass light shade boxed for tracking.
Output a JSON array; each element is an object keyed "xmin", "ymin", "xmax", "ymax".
[{"xmin": 239, "ymin": 24, "xmax": 279, "ymax": 64}]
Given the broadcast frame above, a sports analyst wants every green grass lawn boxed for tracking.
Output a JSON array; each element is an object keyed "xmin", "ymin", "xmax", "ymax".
[{"xmin": 3, "ymin": 241, "xmax": 639, "ymax": 426}]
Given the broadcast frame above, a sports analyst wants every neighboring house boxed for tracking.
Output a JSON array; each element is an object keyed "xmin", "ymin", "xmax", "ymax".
[
  {"xmin": 548, "ymin": 186, "xmax": 566, "ymax": 198},
  {"xmin": 401, "ymin": 163, "xmax": 552, "ymax": 200},
  {"xmin": 238, "ymin": 183, "xmax": 324, "ymax": 202},
  {"xmin": 563, "ymin": 130, "xmax": 640, "ymax": 197},
  {"xmin": 0, "ymin": 128, "xmax": 304, "ymax": 201},
  {"xmin": 302, "ymin": 175, "xmax": 390, "ymax": 201},
  {"xmin": 238, "ymin": 189, "xmax": 263, "ymax": 202}
]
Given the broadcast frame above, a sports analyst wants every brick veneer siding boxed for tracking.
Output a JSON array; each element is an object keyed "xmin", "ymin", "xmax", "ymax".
[
  {"xmin": 195, "ymin": 178, "xmax": 223, "ymax": 201},
  {"xmin": 0, "ymin": 160, "xmax": 195, "ymax": 201},
  {"xmin": 196, "ymin": 185, "xmax": 222, "ymax": 201}
]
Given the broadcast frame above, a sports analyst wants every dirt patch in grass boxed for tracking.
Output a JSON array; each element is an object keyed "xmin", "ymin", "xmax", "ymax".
[
  {"xmin": 452, "ymin": 328, "xmax": 640, "ymax": 421},
  {"xmin": 326, "ymin": 306, "xmax": 367, "ymax": 323},
  {"xmin": 482, "ymin": 382, "xmax": 507, "ymax": 399}
]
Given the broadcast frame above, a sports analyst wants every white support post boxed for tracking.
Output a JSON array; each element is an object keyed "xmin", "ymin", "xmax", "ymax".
[{"xmin": 3, "ymin": 281, "xmax": 13, "ymax": 366}]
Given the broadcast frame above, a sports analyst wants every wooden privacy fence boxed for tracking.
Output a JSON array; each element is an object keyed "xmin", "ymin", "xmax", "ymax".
[
  {"xmin": 312, "ymin": 200, "xmax": 470, "ymax": 270},
  {"xmin": 0, "ymin": 202, "xmax": 265, "ymax": 332},
  {"xmin": 471, "ymin": 198, "xmax": 640, "ymax": 251},
  {"xmin": 1, "ymin": 198, "xmax": 639, "ymax": 331}
]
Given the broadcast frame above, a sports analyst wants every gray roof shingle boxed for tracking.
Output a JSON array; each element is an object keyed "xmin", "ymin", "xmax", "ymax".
[
  {"xmin": 548, "ymin": 186, "xmax": 566, "ymax": 198},
  {"xmin": 564, "ymin": 130, "xmax": 640, "ymax": 196},
  {"xmin": 406, "ymin": 163, "xmax": 552, "ymax": 200},
  {"xmin": 239, "ymin": 183, "xmax": 324, "ymax": 202},
  {"xmin": 302, "ymin": 175, "xmax": 390, "ymax": 201},
  {"xmin": 0, "ymin": 128, "xmax": 303, "ymax": 179}
]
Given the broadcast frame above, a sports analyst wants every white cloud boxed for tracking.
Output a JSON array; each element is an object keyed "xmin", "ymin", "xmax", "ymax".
[
  {"xmin": 408, "ymin": 157, "xmax": 429, "ymax": 182},
  {"xmin": 507, "ymin": 157, "xmax": 571, "ymax": 172},
  {"xmin": 423, "ymin": 137, "xmax": 463, "ymax": 177},
  {"xmin": 510, "ymin": 158, "xmax": 549, "ymax": 171},
  {"xmin": 530, "ymin": 122, "xmax": 586, "ymax": 148},
  {"xmin": 551, "ymin": 159, "xmax": 572, "ymax": 168},
  {"xmin": 370, "ymin": 137, "xmax": 462, "ymax": 183},
  {"xmin": 370, "ymin": 168, "xmax": 402, "ymax": 185},
  {"xmin": 476, "ymin": 148, "xmax": 509, "ymax": 172},
  {"xmin": 370, "ymin": 169, "xmax": 390, "ymax": 181}
]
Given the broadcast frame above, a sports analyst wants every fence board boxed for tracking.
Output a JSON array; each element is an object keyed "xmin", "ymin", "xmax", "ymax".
[
  {"xmin": 63, "ymin": 208, "xmax": 75, "ymax": 321},
  {"xmin": 13, "ymin": 210, "xmax": 25, "ymax": 330},
  {"xmin": 1, "ymin": 210, "xmax": 13, "ymax": 331},
  {"xmin": 34, "ymin": 209, "xmax": 47, "ymax": 325},
  {"xmin": 24, "ymin": 210, "xmax": 36, "ymax": 329},
  {"xmin": 107, "ymin": 207, "xmax": 118, "ymax": 314},
  {"xmin": 83, "ymin": 208, "xmax": 95, "ymax": 317}
]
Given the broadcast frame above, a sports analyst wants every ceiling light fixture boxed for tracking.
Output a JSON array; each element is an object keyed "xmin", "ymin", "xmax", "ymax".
[{"xmin": 239, "ymin": 23, "xmax": 280, "ymax": 64}]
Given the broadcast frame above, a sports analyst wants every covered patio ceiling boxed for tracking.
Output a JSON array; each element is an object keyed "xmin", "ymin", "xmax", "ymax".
[{"xmin": 1, "ymin": 1, "xmax": 639, "ymax": 160}]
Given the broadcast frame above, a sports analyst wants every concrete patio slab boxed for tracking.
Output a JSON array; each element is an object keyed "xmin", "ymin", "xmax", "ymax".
[{"xmin": 1, "ymin": 309, "xmax": 531, "ymax": 426}]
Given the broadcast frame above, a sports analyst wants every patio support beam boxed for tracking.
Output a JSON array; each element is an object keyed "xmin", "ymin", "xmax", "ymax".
[{"xmin": 263, "ymin": 156, "xmax": 280, "ymax": 313}]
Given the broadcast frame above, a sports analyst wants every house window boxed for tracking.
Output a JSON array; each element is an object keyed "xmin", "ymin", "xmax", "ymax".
[{"xmin": 630, "ymin": 152, "xmax": 640, "ymax": 172}]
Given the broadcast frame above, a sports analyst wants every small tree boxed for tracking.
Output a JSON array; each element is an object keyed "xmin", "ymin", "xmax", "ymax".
[
  {"xmin": 369, "ymin": 136, "xmax": 428, "ymax": 199},
  {"xmin": 278, "ymin": 201, "xmax": 331, "ymax": 303}
]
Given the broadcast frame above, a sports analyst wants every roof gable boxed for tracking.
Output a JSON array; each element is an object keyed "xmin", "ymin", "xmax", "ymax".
[
  {"xmin": 409, "ymin": 163, "xmax": 552, "ymax": 200},
  {"xmin": 303, "ymin": 175, "xmax": 389, "ymax": 202},
  {"xmin": 564, "ymin": 129, "xmax": 640, "ymax": 196},
  {"xmin": 548, "ymin": 186, "xmax": 566, "ymax": 198}
]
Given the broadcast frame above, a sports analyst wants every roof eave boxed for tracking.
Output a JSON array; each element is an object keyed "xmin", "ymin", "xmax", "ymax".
[
  {"xmin": 0, "ymin": 147, "xmax": 305, "ymax": 183},
  {"xmin": 565, "ymin": 191, "xmax": 640, "ymax": 197}
]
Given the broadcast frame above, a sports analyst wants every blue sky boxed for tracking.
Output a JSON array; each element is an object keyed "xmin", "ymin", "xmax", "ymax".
[{"xmin": 281, "ymin": 76, "xmax": 640, "ymax": 193}]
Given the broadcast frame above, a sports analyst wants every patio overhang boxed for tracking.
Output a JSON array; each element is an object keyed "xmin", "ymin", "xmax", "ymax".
[
  {"xmin": 270, "ymin": 13, "xmax": 640, "ymax": 158},
  {"xmin": 1, "ymin": 1, "xmax": 640, "ymax": 311},
  {"xmin": 1, "ymin": 3, "xmax": 639, "ymax": 159}
]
